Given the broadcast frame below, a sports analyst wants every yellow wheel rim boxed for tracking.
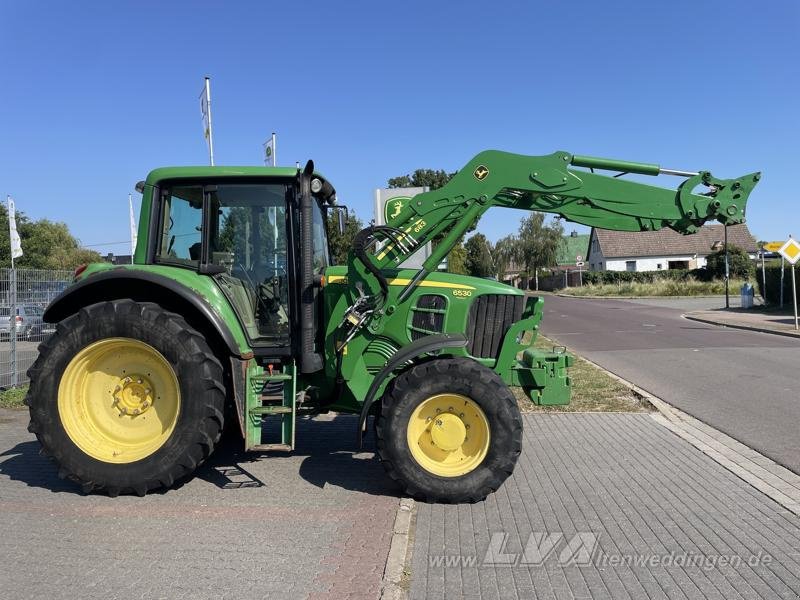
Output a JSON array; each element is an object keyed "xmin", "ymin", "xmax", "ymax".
[
  {"xmin": 406, "ymin": 393, "xmax": 490, "ymax": 477},
  {"xmin": 58, "ymin": 338, "xmax": 180, "ymax": 464}
]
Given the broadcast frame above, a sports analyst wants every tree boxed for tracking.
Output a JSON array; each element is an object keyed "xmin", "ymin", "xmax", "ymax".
[
  {"xmin": 493, "ymin": 235, "xmax": 520, "ymax": 282},
  {"xmin": 387, "ymin": 169, "xmax": 456, "ymax": 190},
  {"xmin": 327, "ymin": 210, "xmax": 364, "ymax": 265},
  {"xmin": 705, "ymin": 244, "xmax": 754, "ymax": 279},
  {"xmin": 446, "ymin": 243, "xmax": 468, "ymax": 274},
  {"xmin": 0, "ymin": 204, "xmax": 101, "ymax": 270},
  {"xmin": 488, "ymin": 216, "xmax": 563, "ymax": 289},
  {"xmin": 516, "ymin": 214, "xmax": 564, "ymax": 289},
  {"xmin": 464, "ymin": 233, "xmax": 495, "ymax": 277}
]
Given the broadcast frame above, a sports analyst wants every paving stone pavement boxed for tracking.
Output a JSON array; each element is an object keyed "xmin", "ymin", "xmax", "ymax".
[
  {"xmin": 411, "ymin": 413, "xmax": 800, "ymax": 600},
  {"xmin": 0, "ymin": 409, "xmax": 399, "ymax": 600}
]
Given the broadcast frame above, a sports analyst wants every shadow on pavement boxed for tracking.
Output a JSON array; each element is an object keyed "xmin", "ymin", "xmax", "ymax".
[
  {"xmin": 197, "ymin": 413, "xmax": 401, "ymax": 498},
  {"xmin": 1, "ymin": 412, "xmax": 400, "ymax": 498},
  {"xmin": 0, "ymin": 441, "xmax": 81, "ymax": 494}
]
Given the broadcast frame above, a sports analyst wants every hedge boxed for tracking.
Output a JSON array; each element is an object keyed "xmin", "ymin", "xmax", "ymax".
[
  {"xmin": 579, "ymin": 268, "xmax": 711, "ymax": 285},
  {"xmin": 755, "ymin": 264, "xmax": 800, "ymax": 306}
]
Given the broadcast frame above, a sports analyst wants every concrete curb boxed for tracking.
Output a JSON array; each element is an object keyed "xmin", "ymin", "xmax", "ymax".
[
  {"xmin": 380, "ymin": 497, "xmax": 415, "ymax": 600},
  {"xmin": 683, "ymin": 313, "xmax": 800, "ymax": 339},
  {"xmin": 577, "ymin": 354, "xmax": 800, "ymax": 517}
]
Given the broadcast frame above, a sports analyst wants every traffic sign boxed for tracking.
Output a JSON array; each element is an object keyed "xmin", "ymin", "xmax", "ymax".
[
  {"xmin": 576, "ymin": 254, "xmax": 583, "ymax": 262},
  {"xmin": 575, "ymin": 261, "xmax": 585, "ymax": 267},
  {"xmin": 763, "ymin": 241, "xmax": 784, "ymax": 252},
  {"xmin": 779, "ymin": 238, "xmax": 800, "ymax": 265},
  {"xmin": 777, "ymin": 237, "xmax": 800, "ymax": 330}
]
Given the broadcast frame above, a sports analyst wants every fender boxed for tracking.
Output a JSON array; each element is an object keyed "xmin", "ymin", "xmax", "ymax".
[
  {"xmin": 356, "ymin": 332, "xmax": 467, "ymax": 447},
  {"xmin": 44, "ymin": 269, "xmax": 245, "ymax": 357}
]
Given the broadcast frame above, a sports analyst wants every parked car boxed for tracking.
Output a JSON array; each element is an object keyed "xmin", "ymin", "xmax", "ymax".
[{"xmin": 0, "ymin": 305, "xmax": 51, "ymax": 340}]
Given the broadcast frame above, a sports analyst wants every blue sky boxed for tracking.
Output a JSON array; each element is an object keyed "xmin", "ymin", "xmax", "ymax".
[{"xmin": 1, "ymin": 1, "xmax": 797, "ymax": 255}]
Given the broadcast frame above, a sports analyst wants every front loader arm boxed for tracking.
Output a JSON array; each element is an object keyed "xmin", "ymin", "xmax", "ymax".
[
  {"xmin": 374, "ymin": 150, "xmax": 759, "ymax": 269},
  {"xmin": 343, "ymin": 148, "xmax": 759, "ymax": 320}
]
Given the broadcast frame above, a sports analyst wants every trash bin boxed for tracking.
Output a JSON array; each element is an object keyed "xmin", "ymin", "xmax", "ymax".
[{"xmin": 740, "ymin": 282, "xmax": 754, "ymax": 309}]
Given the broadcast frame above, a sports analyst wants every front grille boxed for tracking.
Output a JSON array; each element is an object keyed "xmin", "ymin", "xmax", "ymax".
[
  {"xmin": 466, "ymin": 294, "xmax": 524, "ymax": 359},
  {"xmin": 409, "ymin": 294, "xmax": 447, "ymax": 341}
]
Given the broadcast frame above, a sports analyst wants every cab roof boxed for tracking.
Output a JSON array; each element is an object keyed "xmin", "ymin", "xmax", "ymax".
[{"xmin": 144, "ymin": 165, "xmax": 330, "ymax": 187}]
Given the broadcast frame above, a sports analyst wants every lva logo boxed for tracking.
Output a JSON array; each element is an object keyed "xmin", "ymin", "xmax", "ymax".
[{"xmin": 483, "ymin": 531, "xmax": 599, "ymax": 567}]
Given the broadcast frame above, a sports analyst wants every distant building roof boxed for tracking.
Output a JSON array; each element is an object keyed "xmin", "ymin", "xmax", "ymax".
[
  {"xmin": 557, "ymin": 233, "xmax": 590, "ymax": 266},
  {"xmin": 592, "ymin": 223, "xmax": 757, "ymax": 259},
  {"xmin": 103, "ymin": 253, "xmax": 133, "ymax": 265}
]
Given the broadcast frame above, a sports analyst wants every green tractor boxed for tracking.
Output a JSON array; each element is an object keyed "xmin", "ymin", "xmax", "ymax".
[{"xmin": 26, "ymin": 150, "xmax": 759, "ymax": 501}]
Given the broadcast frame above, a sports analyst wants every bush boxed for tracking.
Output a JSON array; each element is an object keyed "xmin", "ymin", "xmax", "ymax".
[
  {"xmin": 581, "ymin": 268, "xmax": 708, "ymax": 285},
  {"xmin": 563, "ymin": 277, "xmax": 743, "ymax": 297},
  {"xmin": 705, "ymin": 245, "xmax": 755, "ymax": 279},
  {"xmin": 756, "ymin": 264, "xmax": 800, "ymax": 306}
]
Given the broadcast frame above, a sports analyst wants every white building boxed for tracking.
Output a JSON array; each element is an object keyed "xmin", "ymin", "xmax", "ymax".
[{"xmin": 586, "ymin": 223, "xmax": 757, "ymax": 272}]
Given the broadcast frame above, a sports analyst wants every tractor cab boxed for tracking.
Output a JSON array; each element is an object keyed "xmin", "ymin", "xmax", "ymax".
[{"xmin": 141, "ymin": 164, "xmax": 339, "ymax": 363}]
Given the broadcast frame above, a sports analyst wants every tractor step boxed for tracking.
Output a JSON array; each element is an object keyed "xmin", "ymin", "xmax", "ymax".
[
  {"xmin": 259, "ymin": 394, "xmax": 285, "ymax": 403},
  {"xmin": 245, "ymin": 363, "xmax": 297, "ymax": 452},
  {"xmin": 252, "ymin": 373, "xmax": 293, "ymax": 382},
  {"xmin": 249, "ymin": 406, "xmax": 292, "ymax": 415},
  {"xmin": 250, "ymin": 443, "xmax": 293, "ymax": 452}
]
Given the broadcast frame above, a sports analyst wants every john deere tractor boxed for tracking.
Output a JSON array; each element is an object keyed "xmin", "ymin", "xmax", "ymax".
[{"xmin": 26, "ymin": 150, "xmax": 759, "ymax": 501}]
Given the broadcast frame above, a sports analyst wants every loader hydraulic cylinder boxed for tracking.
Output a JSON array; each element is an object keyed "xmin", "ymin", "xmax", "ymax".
[{"xmin": 571, "ymin": 154, "xmax": 699, "ymax": 178}]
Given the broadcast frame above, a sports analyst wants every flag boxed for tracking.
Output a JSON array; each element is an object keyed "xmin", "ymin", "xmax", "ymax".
[
  {"xmin": 200, "ymin": 85, "xmax": 210, "ymax": 142},
  {"xmin": 129, "ymin": 194, "xmax": 138, "ymax": 258},
  {"xmin": 263, "ymin": 134, "xmax": 276, "ymax": 166},
  {"xmin": 7, "ymin": 197, "xmax": 23, "ymax": 259},
  {"xmin": 199, "ymin": 77, "xmax": 214, "ymax": 165}
]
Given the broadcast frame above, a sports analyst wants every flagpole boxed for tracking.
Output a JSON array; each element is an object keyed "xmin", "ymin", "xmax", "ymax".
[
  {"xmin": 7, "ymin": 196, "xmax": 13, "ymax": 270},
  {"xmin": 7, "ymin": 195, "xmax": 18, "ymax": 387},
  {"xmin": 204, "ymin": 76, "xmax": 215, "ymax": 166},
  {"xmin": 129, "ymin": 193, "xmax": 136, "ymax": 264},
  {"xmin": 272, "ymin": 132, "xmax": 276, "ymax": 166}
]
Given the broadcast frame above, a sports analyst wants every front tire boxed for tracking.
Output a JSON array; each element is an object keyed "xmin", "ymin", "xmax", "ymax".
[
  {"xmin": 376, "ymin": 357, "xmax": 522, "ymax": 503},
  {"xmin": 26, "ymin": 300, "xmax": 226, "ymax": 496}
]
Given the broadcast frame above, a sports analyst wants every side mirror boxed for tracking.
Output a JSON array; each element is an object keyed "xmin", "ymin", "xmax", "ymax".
[
  {"xmin": 328, "ymin": 205, "xmax": 348, "ymax": 234},
  {"xmin": 337, "ymin": 208, "xmax": 346, "ymax": 234}
]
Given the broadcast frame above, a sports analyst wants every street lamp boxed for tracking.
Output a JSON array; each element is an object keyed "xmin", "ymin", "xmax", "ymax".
[{"xmin": 711, "ymin": 229, "xmax": 730, "ymax": 309}]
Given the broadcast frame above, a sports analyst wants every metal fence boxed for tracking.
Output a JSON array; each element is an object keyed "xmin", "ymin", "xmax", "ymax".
[{"xmin": 0, "ymin": 268, "xmax": 73, "ymax": 389}]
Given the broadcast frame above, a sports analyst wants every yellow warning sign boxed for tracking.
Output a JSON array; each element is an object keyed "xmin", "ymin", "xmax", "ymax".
[{"xmin": 762, "ymin": 241, "xmax": 784, "ymax": 252}]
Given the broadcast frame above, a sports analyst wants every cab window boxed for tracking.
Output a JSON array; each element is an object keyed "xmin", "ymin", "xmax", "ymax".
[
  {"xmin": 156, "ymin": 186, "xmax": 203, "ymax": 266},
  {"xmin": 311, "ymin": 200, "xmax": 330, "ymax": 272}
]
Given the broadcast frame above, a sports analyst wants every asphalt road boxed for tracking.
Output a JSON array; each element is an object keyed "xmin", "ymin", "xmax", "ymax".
[{"xmin": 539, "ymin": 294, "xmax": 800, "ymax": 475}]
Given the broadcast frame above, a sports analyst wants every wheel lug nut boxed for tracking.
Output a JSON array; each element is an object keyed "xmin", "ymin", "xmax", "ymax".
[
  {"xmin": 426, "ymin": 416, "xmax": 432, "ymax": 423},
  {"xmin": 435, "ymin": 408, "xmax": 441, "ymax": 413},
  {"xmin": 448, "ymin": 407, "xmax": 453, "ymax": 412},
  {"xmin": 459, "ymin": 413, "xmax": 464, "ymax": 418},
  {"xmin": 465, "ymin": 424, "xmax": 470, "ymax": 429},
  {"xmin": 137, "ymin": 379, "xmax": 143, "ymax": 384}
]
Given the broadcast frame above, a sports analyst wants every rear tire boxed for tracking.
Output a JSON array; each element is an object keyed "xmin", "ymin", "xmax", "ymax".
[
  {"xmin": 25, "ymin": 300, "xmax": 225, "ymax": 496},
  {"xmin": 376, "ymin": 357, "xmax": 522, "ymax": 503}
]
